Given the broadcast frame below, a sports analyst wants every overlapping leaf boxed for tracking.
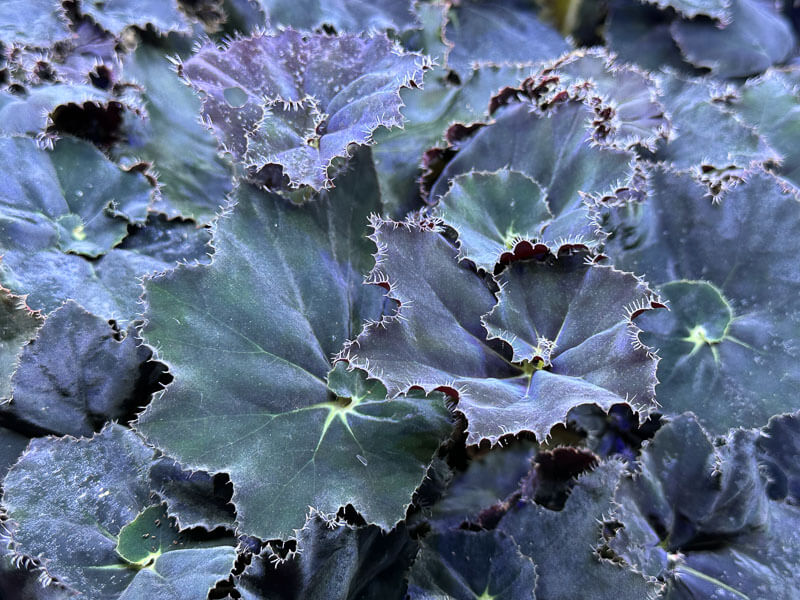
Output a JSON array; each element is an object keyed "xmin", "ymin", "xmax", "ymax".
[
  {"xmin": 0, "ymin": 84, "xmax": 130, "ymax": 137},
  {"xmin": 114, "ymin": 40, "xmax": 233, "ymax": 223},
  {"xmin": 346, "ymin": 219, "xmax": 659, "ymax": 445},
  {"xmin": 610, "ymin": 414, "xmax": 800, "ymax": 599},
  {"xmin": 541, "ymin": 49, "xmax": 670, "ymax": 150},
  {"xmin": 733, "ymin": 69, "xmax": 800, "ymax": 191},
  {"xmin": 427, "ymin": 98, "xmax": 640, "ymax": 216},
  {"xmin": 0, "ymin": 0, "xmax": 70, "ymax": 46},
  {"xmin": 600, "ymin": 168, "xmax": 800, "ymax": 432},
  {"xmin": 652, "ymin": 72, "xmax": 777, "ymax": 172},
  {"xmin": 443, "ymin": 0, "xmax": 569, "ymax": 78},
  {"xmin": 3, "ymin": 301, "xmax": 152, "ymax": 437},
  {"xmin": 0, "ymin": 136, "xmax": 211, "ymax": 320},
  {"xmin": 237, "ymin": 515, "xmax": 417, "ymax": 600},
  {"xmin": 2, "ymin": 425, "xmax": 237, "ymax": 598},
  {"xmin": 137, "ymin": 152, "xmax": 451, "ymax": 540},
  {"xmin": 498, "ymin": 461, "xmax": 660, "ymax": 599},
  {"xmin": 253, "ymin": 0, "xmax": 418, "ymax": 32},
  {"xmin": 407, "ymin": 529, "xmax": 537, "ymax": 600},
  {"xmin": 149, "ymin": 459, "xmax": 235, "ymax": 530},
  {"xmin": 756, "ymin": 412, "xmax": 800, "ymax": 505},
  {"xmin": 0, "ymin": 290, "xmax": 41, "ymax": 400},
  {"xmin": 180, "ymin": 30, "xmax": 427, "ymax": 189},
  {"xmin": 642, "ymin": 0, "xmax": 732, "ymax": 20},
  {"xmin": 373, "ymin": 64, "xmax": 532, "ymax": 218},
  {"xmin": 671, "ymin": 0, "xmax": 795, "ymax": 78},
  {"xmin": 79, "ymin": 0, "xmax": 192, "ymax": 35},
  {"xmin": 433, "ymin": 169, "xmax": 598, "ymax": 271}
]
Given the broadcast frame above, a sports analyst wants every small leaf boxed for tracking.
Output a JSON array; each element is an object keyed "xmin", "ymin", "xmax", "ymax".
[
  {"xmin": 407, "ymin": 529, "xmax": 537, "ymax": 600},
  {"xmin": 180, "ymin": 30, "xmax": 427, "ymax": 189},
  {"xmin": 4, "ymin": 301, "xmax": 152, "ymax": 438},
  {"xmin": 433, "ymin": 169, "xmax": 597, "ymax": 271}
]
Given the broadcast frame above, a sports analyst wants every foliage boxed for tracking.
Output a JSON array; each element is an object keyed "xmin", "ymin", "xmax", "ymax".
[{"xmin": 0, "ymin": 1, "xmax": 798, "ymax": 598}]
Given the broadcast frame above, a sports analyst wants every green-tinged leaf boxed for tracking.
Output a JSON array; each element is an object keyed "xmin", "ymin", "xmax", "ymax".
[
  {"xmin": 79, "ymin": 0, "xmax": 192, "ymax": 35},
  {"xmin": 433, "ymin": 169, "xmax": 597, "ymax": 271},
  {"xmin": 427, "ymin": 439, "xmax": 537, "ymax": 530},
  {"xmin": 136, "ymin": 152, "xmax": 452, "ymax": 540},
  {"xmin": 0, "ymin": 138, "xmax": 211, "ymax": 321},
  {"xmin": 642, "ymin": 0, "xmax": 731, "ymax": 20},
  {"xmin": 0, "ymin": 135, "xmax": 150, "ymax": 258},
  {"xmin": 2, "ymin": 425, "xmax": 237, "ymax": 598},
  {"xmin": 237, "ymin": 515, "xmax": 417, "ymax": 600},
  {"xmin": 180, "ymin": 30, "xmax": 427, "ymax": 189},
  {"xmin": 610, "ymin": 414, "xmax": 800, "ymax": 600},
  {"xmin": 606, "ymin": 0, "xmax": 695, "ymax": 73},
  {"xmin": 600, "ymin": 168, "xmax": 800, "ymax": 432},
  {"xmin": 254, "ymin": 0, "xmax": 418, "ymax": 32},
  {"xmin": 373, "ymin": 64, "xmax": 532, "ymax": 218},
  {"xmin": 0, "ymin": 84, "xmax": 123, "ymax": 137},
  {"xmin": 544, "ymin": 49, "xmax": 670, "ymax": 150},
  {"xmin": 407, "ymin": 529, "xmax": 537, "ymax": 600},
  {"xmin": 114, "ymin": 40, "xmax": 233, "ymax": 223},
  {"xmin": 149, "ymin": 458, "xmax": 235, "ymax": 530},
  {"xmin": 443, "ymin": 0, "xmax": 569, "ymax": 78},
  {"xmin": 756, "ymin": 412, "xmax": 800, "ymax": 505},
  {"xmin": 498, "ymin": 461, "xmax": 658, "ymax": 599},
  {"xmin": 733, "ymin": 69, "xmax": 800, "ymax": 191},
  {"xmin": 652, "ymin": 72, "xmax": 777, "ymax": 171},
  {"xmin": 115, "ymin": 505, "xmax": 182, "ymax": 565},
  {"xmin": 0, "ymin": 0, "xmax": 70, "ymax": 46},
  {"xmin": 3, "ymin": 301, "xmax": 150, "ymax": 437},
  {"xmin": 346, "ymin": 221, "xmax": 659, "ymax": 445},
  {"xmin": 428, "ymin": 100, "xmax": 639, "ymax": 215},
  {"xmin": 0, "ymin": 290, "xmax": 41, "ymax": 400},
  {"xmin": 671, "ymin": 0, "xmax": 795, "ymax": 78}
]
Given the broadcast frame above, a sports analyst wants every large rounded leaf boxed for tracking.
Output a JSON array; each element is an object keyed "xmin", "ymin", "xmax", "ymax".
[
  {"xmin": 1, "ymin": 425, "xmax": 237, "ymax": 598},
  {"xmin": 600, "ymin": 168, "xmax": 800, "ymax": 432},
  {"xmin": 136, "ymin": 153, "xmax": 452, "ymax": 540},
  {"xmin": 180, "ymin": 30, "xmax": 427, "ymax": 190},
  {"xmin": 79, "ymin": 0, "xmax": 192, "ymax": 35},
  {"xmin": 345, "ymin": 219, "xmax": 659, "ymax": 445}
]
